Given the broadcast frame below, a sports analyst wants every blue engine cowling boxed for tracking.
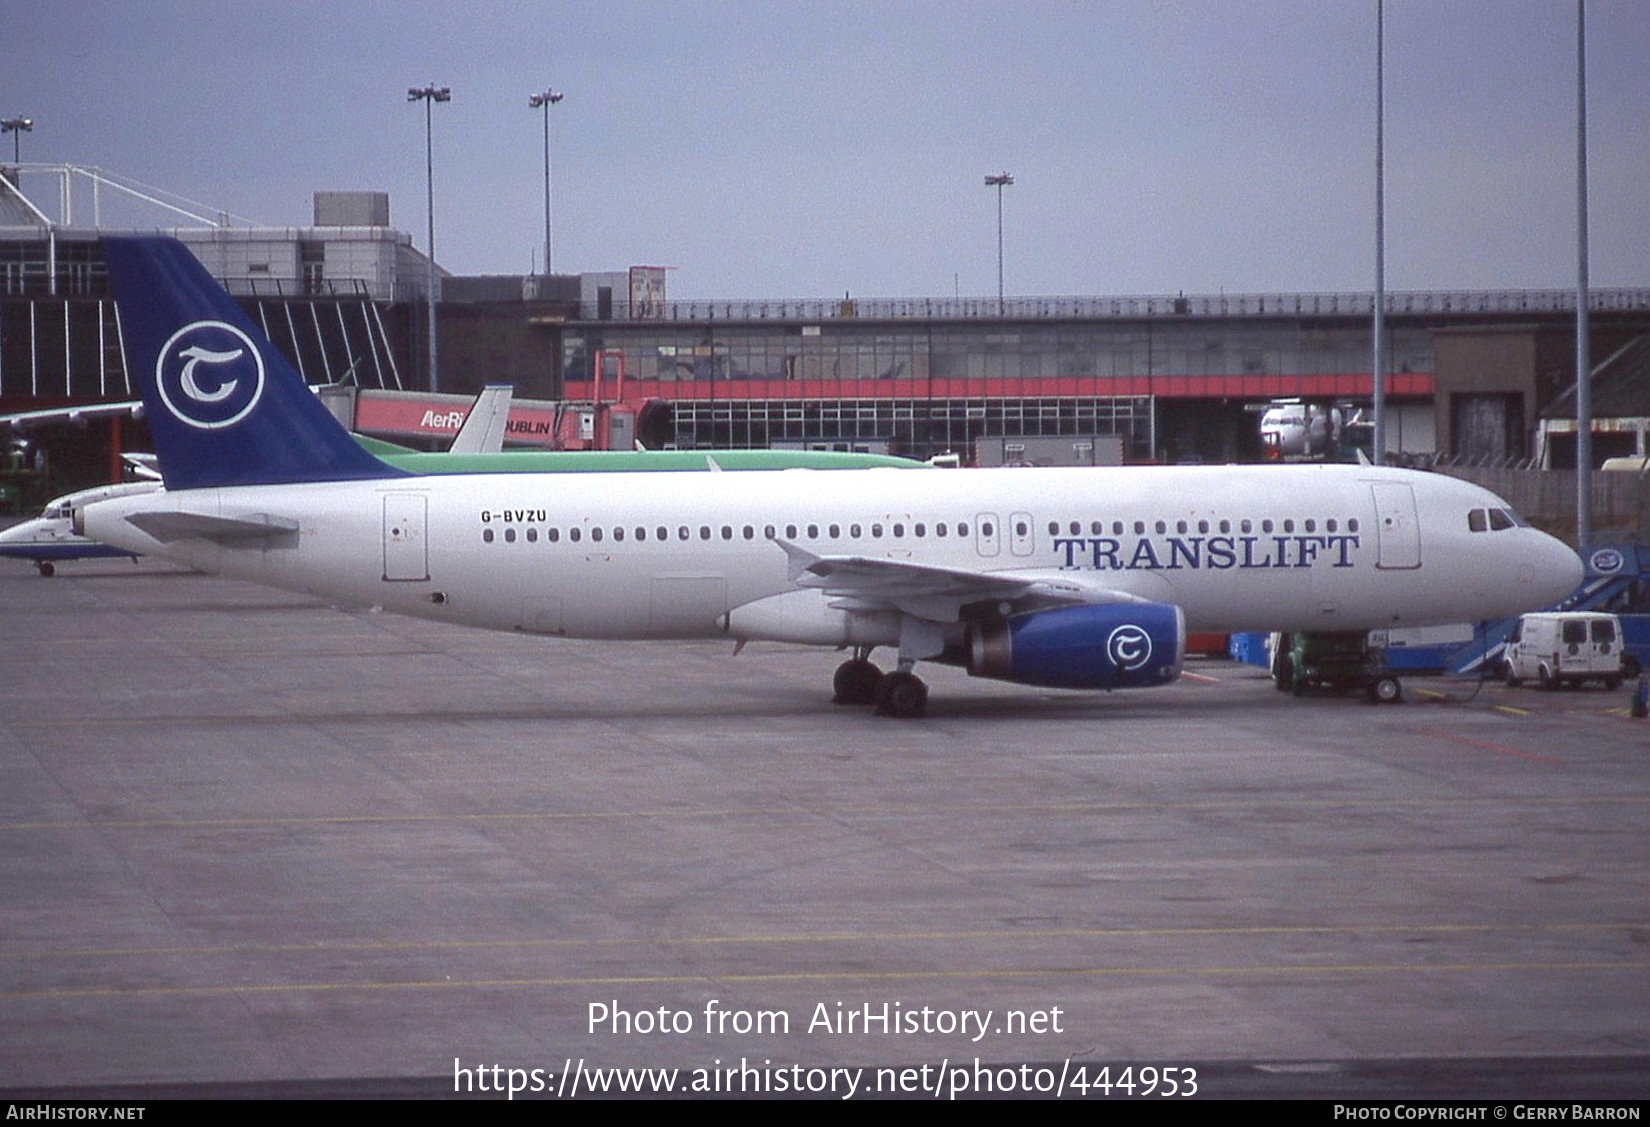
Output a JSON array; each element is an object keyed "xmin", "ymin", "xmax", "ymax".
[{"xmin": 965, "ymin": 602, "xmax": 1185, "ymax": 689}]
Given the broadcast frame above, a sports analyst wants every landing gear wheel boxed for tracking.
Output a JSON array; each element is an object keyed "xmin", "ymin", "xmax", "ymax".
[
  {"xmin": 35, "ymin": 561, "xmax": 55, "ymax": 577},
  {"xmin": 874, "ymin": 671, "xmax": 928, "ymax": 718},
  {"xmin": 1367, "ymin": 676, "xmax": 1402, "ymax": 704},
  {"xmin": 832, "ymin": 658, "xmax": 882, "ymax": 706}
]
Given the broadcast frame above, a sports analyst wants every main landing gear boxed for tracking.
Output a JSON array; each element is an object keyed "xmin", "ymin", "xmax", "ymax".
[
  {"xmin": 832, "ymin": 649, "xmax": 929, "ymax": 718},
  {"xmin": 832, "ymin": 656, "xmax": 882, "ymax": 705}
]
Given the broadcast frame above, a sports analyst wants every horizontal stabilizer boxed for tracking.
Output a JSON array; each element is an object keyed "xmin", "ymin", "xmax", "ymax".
[{"xmin": 125, "ymin": 511, "xmax": 299, "ymax": 543}]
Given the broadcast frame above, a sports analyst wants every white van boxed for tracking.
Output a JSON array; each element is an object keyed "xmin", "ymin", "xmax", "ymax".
[{"xmin": 1503, "ymin": 612, "xmax": 1625, "ymax": 690}]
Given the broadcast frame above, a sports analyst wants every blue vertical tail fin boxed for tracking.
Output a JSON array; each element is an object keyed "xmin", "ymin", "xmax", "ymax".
[{"xmin": 103, "ymin": 236, "xmax": 407, "ymax": 490}]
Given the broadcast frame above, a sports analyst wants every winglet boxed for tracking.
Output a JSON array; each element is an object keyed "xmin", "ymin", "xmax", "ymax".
[{"xmin": 102, "ymin": 237, "xmax": 408, "ymax": 491}]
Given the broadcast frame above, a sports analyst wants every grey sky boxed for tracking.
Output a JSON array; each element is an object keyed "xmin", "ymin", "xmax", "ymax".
[{"xmin": 8, "ymin": 1, "xmax": 1647, "ymax": 298}]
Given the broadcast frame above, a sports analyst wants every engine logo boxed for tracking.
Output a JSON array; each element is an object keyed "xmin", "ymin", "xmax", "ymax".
[
  {"xmin": 156, "ymin": 320, "xmax": 266, "ymax": 430},
  {"xmin": 1107, "ymin": 623, "xmax": 1154, "ymax": 670}
]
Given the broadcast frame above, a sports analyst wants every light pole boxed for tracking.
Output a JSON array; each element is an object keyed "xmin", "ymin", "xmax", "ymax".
[
  {"xmin": 984, "ymin": 172, "xmax": 1013, "ymax": 315},
  {"xmin": 529, "ymin": 89, "xmax": 564, "ymax": 276},
  {"xmin": 1372, "ymin": 0, "xmax": 1387, "ymax": 466},
  {"xmin": 1, "ymin": 116, "xmax": 34, "ymax": 164},
  {"xmin": 408, "ymin": 84, "xmax": 450, "ymax": 391}
]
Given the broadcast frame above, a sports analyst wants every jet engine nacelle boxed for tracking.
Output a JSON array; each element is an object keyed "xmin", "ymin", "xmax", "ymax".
[{"xmin": 965, "ymin": 602, "xmax": 1185, "ymax": 689}]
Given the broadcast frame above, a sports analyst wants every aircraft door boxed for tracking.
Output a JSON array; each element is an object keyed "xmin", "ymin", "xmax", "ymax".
[
  {"xmin": 1009, "ymin": 511, "xmax": 1035, "ymax": 557},
  {"xmin": 383, "ymin": 493, "xmax": 429, "ymax": 581},
  {"xmin": 975, "ymin": 512, "xmax": 1001, "ymax": 557},
  {"xmin": 1370, "ymin": 482, "xmax": 1421, "ymax": 570}
]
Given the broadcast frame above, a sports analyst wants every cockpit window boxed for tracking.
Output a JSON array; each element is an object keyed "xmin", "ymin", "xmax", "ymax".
[{"xmin": 1470, "ymin": 507, "xmax": 1523, "ymax": 532}]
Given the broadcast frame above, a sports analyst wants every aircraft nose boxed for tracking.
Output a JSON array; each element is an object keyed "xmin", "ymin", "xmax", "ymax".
[{"xmin": 1528, "ymin": 531, "xmax": 1583, "ymax": 605}]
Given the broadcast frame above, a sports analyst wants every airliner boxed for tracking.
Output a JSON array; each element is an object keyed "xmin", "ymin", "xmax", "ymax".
[{"xmin": 79, "ymin": 237, "xmax": 1583, "ymax": 716}]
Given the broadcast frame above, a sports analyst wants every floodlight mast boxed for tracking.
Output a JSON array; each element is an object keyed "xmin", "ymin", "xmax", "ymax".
[
  {"xmin": 2, "ymin": 116, "xmax": 34, "ymax": 163},
  {"xmin": 408, "ymin": 84, "xmax": 450, "ymax": 391},
  {"xmin": 984, "ymin": 172, "xmax": 1013, "ymax": 316},
  {"xmin": 529, "ymin": 89, "xmax": 564, "ymax": 275}
]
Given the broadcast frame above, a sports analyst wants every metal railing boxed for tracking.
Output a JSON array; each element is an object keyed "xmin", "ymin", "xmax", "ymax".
[{"xmin": 576, "ymin": 288, "xmax": 1650, "ymax": 325}]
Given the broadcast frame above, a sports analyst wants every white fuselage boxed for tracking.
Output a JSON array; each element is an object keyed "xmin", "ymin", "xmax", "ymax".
[{"xmin": 81, "ymin": 463, "xmax": 1581, "ymax": 648}]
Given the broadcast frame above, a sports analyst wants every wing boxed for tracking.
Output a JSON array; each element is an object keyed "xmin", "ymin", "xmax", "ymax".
[{"xmin": 777, "ymin": 540, "xmax": 1147, "ymax": 623}]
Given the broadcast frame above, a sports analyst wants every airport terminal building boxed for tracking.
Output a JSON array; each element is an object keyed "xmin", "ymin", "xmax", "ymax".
[{"xmin": 5, "ymin": 168, "xmax": 1650, "ymax": 486}]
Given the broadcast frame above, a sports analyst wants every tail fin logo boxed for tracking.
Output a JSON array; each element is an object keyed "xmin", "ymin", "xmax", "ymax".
[{"xmin": 157, "ymin": 321, "xmax": 266, "ymax": 430}]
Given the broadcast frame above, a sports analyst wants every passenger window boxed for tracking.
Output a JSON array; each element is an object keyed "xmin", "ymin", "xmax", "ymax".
[
  {"xmin": 527, "ymin": 528, "xmax": 538, "ymax": 543},
  {"xmin": 570, "ymin": 528, "xmax": 581, "ymax": 542},
  {"xmin": 1241, "ymin": 519, "xmax": 1253, "ymax": 534},
  {"xmin": 483, "ymin": 528, "xmax": 494, "ymax": 543},
  {"xmin": 613, "ymin": 527, "xmax": 624, "ymax": 542},
  {"xmin": 913, "ymin": 523, "xmax": 925, "ymax": 537},
  {"xmin": 1133, "ymin": 521, "xmax": 1145, "ymax": 534},
  {"xmin": 1015, "ymin": 521, "xmax": 1028, "ymax": 536},
  {"xmin": 1176, "ymin": 520, "xmax": 1187, "ymax": 534},
  {"xmin": 893, "ymin": 523, "xmax": 905, "ymax": 537},
  {"xmin": 721, "ymin": 526, "xmax": 733, "ymax": 540},
  {"xmin": 1304, "ymin": 519, "xmax": 1315, "ymax": 533},
  {"xmin": 1048, "ymin": 521, "xmax": 1059, "ymax": 536},
  {"xmin": 656, "ymin": 527, "xmax": 667, "ymax": 541},
  {"xmin": 1262, "ymin": 520, "xmax": 1274, "ymax": 533},
  {"xmin": 742, "ymin": 526, "xmax": 755, "ymax": 540},
  {"xmin": 808, "ymin": 524, "xmax": 819, "ymax": 539},
  {"xmin": 764, "ymin": 525, "xmax": 775, "ymax": 539},
  {"xmin": 1155, "ymin": 521, "xmax": 1166, "ymax": 534},
  {"xmin": 1282, "ymin": 519, "xmax": 1294, "ymax": 533},
  {"xmin": 699, "ymin": 526, "xmax": 711, "ymax": 540},
  {"xmin": 549, "ymin": 528, "xmax": 560, "ymax": 543},
  {"xmin": 850, "ymin": 524, "xmax": 862, "ymax": 538},
  {"xmin": 871, "ymin": 523, "xmax": 883, "ymax": 538},
  {"xmin": 981, "ymin": 522, "xmax": 993, "ymax": 537},
  {"xmin": 829, "ymin": 524, "xmax": 840, "ymax": 538},
  {"xmin": 936, "ymin": 523, "xmax": 947, "ymax": 537},
  {"xmin": 591, "ymin": 527, "xmax": 602, "ymax": 542},
  {"xmin": 1326, "ymin": 519, "xmax": 1337, "ymax": 533},
  {"xmin": 678, "ymin": 526, "xmax": 689, "ymax": 540},
  {"xmin": 505, "ymin": 528, "xmax": 516, "ymax": 543},
  {"xmin": 1348, "ymin": 518, "xmax": 1360, "ymax": 532},
  {"xmin": 786, "ymin": 525, "xmax": 798, "ymax": 539}
]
